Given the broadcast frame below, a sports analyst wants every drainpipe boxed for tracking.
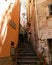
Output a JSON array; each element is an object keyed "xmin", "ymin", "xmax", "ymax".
[
  {"xmin": 29, "ymin": 2, "xmax": 30, "ymax": 22},
  {"xmin": 35, "ymin": 0, "xmax": 40, "ymax": 53},
  {"xmin": 35, "ymin": 0, "xmax": 39, "ymax": 38}
]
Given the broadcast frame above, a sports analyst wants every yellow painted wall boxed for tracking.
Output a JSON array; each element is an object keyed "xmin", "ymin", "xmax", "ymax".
[{"xmin": 0, "ymin": 0, "xmax": 20, "ymax": 58}]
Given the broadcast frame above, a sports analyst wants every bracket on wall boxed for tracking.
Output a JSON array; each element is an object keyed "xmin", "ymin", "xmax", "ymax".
[{"xmin": 9, "ymin": 20, "xmax": 16, "ymax": 29}]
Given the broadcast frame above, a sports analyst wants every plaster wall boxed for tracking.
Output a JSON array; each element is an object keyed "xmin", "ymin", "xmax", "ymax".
[{"xmin": 0, "ymin": 0, "xmax": 20, "ymax": 58}]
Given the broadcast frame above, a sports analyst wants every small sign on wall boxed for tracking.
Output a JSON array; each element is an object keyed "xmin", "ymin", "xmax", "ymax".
[{"xmin": 9, "ymin": 20, "xmax": 16, "ymax": 29}]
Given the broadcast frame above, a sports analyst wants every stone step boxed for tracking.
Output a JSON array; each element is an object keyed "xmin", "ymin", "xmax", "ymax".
[
  {"xmin": 18, "ymin": 53, "xmax": 35, "ymax": 56},
  {"xmin": 18, "ymin": 43, "xmax": 33, "ymax": 48},
  {"xmin": 17, "ymin": 63, "xmax": 37, "ymax": 65},
  {"xmin": 18, "ymin": 45, "xmax": 33, "ymax": 49},
  {"xmin": 17, "ymin": 56, "xmax": 38, "ymax": 59},
  {"xmin": 17, "ymin": 49, "xmax": 35, "ymax": 53},
  {"xmin": 17, "ymin": 58, "xmax": 38, "ymax": 62},
  {"xmin": 0, "ymin": 57, "xmax": 13, "ymax": 65},
  {"xmin": 17, "ymin": 60, "xmax": 38, "ymax": 64}
]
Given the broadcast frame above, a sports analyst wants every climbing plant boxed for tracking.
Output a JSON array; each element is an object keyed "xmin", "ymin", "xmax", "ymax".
[{"xmin": 37, "ymin": 48, "xmax": 47, "ymax": 65}]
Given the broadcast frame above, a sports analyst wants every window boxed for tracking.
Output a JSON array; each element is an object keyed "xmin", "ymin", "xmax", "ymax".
[
  {"xmin": 11, "ymin": 41, "xmax": 14, "ymax": 46},
  {"xmin": 49, "ymin": 4, "xmax": 52, "ymax": 15}
]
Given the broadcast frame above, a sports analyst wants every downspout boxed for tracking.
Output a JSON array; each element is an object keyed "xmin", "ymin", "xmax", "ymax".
[{"xmin": 35, "ymin": 0, "xmax": 40, "ymax": 52}]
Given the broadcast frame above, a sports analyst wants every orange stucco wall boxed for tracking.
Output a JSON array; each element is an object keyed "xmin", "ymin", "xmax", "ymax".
[{"xmin": 0, "ymin": 0, "xmax": 20, "ymax": 58}]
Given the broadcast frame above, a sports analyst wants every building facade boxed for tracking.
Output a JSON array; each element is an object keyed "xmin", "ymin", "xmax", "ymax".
[
  {"xmin": 26, "ymin": 0, "xmax": 52, "ymax": 64},
  {"xmin": 0, "ymin": 0, "xmax": 20, "ymax": 57}
]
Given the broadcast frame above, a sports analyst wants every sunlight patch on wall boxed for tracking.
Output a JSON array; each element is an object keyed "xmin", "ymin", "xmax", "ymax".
[{"xmin": 0, "ymin": 0, "xmax": 18, "ymax": 53}]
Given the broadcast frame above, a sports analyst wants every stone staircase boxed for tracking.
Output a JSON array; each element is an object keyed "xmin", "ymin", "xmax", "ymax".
[{"xmin": 16, "ymin": 41, "xmax": 38, "ymax": 65}]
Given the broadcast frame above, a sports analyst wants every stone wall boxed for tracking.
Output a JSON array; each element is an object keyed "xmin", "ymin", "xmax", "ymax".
[
  {"xmin": 35, "ymin": 0, "xmax": 52, "ymax": 64},
  {"xmin": 37, "ymin": 0, "xmax": 52, "ymax": 39}
]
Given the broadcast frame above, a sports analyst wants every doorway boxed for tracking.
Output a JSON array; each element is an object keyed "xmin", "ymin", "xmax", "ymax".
[{"xmin": 47, "ymin": 39, "xmax": 52, "ymax": 64}]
